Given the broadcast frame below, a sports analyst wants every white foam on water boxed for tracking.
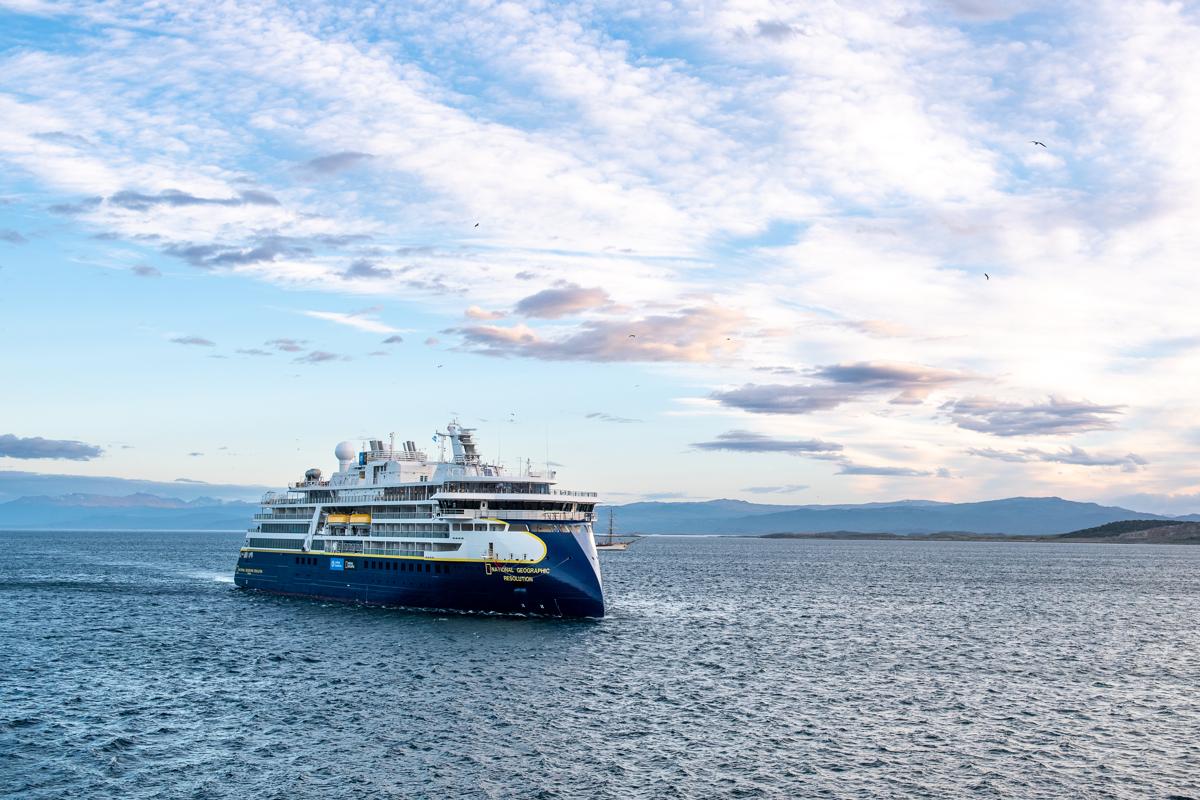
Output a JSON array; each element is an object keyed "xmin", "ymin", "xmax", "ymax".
[{"xmin": 190, "ymin": 571, "xmax": 235, "ymax": 584}]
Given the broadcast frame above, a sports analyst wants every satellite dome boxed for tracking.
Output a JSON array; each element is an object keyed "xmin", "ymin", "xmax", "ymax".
[
  {"xmin": 304, "ymin": 468, "xmax": 322, "ymax": 481},
  {"xmin": 334, "ymin": 441, "xmax": 357, "ymax": 462}
]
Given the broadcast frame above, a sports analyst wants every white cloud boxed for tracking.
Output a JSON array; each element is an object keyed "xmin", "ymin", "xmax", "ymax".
[
  {"xmin": 3, "ymin": 0, "xmax": 1200, "ymax": 502},
  {"xmin": 301, "ymin": 309, "xmax": 399, "ymax": 334}
]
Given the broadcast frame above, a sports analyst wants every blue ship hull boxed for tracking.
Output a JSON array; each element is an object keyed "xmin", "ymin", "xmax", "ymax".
[{"xmin": 233, "ymin": 531, "xmax": 604, "ymax": 618}]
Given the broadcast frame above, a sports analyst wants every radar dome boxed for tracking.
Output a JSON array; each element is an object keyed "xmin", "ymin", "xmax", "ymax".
[{"xmin": 334, "ymin": 441, "xmax": 357, "ymax": 462}]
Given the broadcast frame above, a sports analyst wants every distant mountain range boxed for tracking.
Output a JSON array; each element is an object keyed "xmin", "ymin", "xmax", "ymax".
[
  {"xmin": 2, "ymin": 492, "xmax": 1198, "ymax": 535},
  {"xmin": 0, "ymin": 469, "xmax": 268, "ymax": 504},
  {"xmin": 763, "ymin": 519, "xmax": 1200, "ymax": 544},
  {"xmin": 601, "ymin": 497, "xmax": 1200, "ymax": 536},
  {"xmin": 0, "ymin": 493, "xmax": 256, "ymax": 530}
]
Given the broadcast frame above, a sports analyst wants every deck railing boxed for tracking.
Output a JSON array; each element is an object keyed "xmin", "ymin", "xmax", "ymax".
[
  {"xmin": 448, "ymin": 509, "xmax": 596, "ymax": 522},
  {"xmin": 369, "ymin": 512, "xmax": 436, "ymax": 521}
]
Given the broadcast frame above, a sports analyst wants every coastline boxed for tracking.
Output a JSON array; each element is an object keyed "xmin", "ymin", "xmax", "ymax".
[{"xmin": 760, "ymin": 522, "xmax": 1200, "ymax": 545}]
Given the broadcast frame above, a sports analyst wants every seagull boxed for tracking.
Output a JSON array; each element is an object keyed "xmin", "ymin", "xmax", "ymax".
[
  {"xmin": 1030, "ymin": 141, "xmax": 1046, "ymax": 147},
  {"xmin": 474, "ymin": 222, "xmax": 479, "ymax": 228},
  {"xmin": 984, "ymin": 273, "xmax": 989, "ymax": 280},
  {"xmin": 436, "ymin": 364, "xmax": 444, "ymax": 368},
  {"xmin": 628, "ymin": 334, "xmax": 637, "ymax": 338}
]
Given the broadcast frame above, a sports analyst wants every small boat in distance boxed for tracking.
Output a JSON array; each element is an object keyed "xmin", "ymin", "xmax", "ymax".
[{"xmin": 596, "ymin": 508, "xmax": 638, "ymax": 551}]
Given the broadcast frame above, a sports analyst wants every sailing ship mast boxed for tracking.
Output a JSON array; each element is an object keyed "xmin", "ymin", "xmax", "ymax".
[{"xmin": 596, "ymin": 507, "xmax": 634, "ymax": 550}]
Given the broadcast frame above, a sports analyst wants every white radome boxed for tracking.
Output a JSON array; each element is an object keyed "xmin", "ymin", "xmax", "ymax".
[{"xmin": 334, "ymin": 441, "xmax": 357, "ymax": 462}]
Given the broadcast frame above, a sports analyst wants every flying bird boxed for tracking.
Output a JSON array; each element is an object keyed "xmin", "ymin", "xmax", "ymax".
[
  {"xmin": 474, "ymin": 222, "xmax": 479, "ymax": 228},
  {"xmin": 1030, "ymin": 141, "xmax": 1046, "ymax": 147},
  {"xmin": 984, "ymin": 273, "xmax": 989, "ymax": 280},
  {"xmin": 628, "ymin": 334, "xmax": 637, "ymax": 338},
  {"xmin": 436, "ymin": 364, "xmax": 444, "ymax": 368}
]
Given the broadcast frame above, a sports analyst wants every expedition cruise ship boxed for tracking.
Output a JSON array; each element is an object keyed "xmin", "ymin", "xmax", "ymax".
[{"xmin": 233, "ymin": 422, "xmax": 604, "ymax": 617}]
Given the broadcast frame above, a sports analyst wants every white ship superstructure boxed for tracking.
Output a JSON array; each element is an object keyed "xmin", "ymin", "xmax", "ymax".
[{"xmin": 235, "ymin": 422, "xmax": 605, "ymax": 617}]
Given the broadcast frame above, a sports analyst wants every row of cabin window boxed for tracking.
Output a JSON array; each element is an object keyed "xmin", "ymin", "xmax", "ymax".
[
  {"xmin": 363, "ymin": 559, "xmax": 449, "ymax": 574},
  {"xmin": 250, "ymin": 538, "xmax": 304, "ymax": 549},
  {"xmin": 439, "ymin": 481, "xmax": 550, "ymax": 494},
  {"xmin": 370, "ymin": 526, "xmax": 450, "ymax": 537},
  {"xmin": 291, "ymin": 554, "xmax": 449, "ymax": 573},
  {"xmin": 260, "ymin": 523, "xmax": 309, "ymax": 534}
]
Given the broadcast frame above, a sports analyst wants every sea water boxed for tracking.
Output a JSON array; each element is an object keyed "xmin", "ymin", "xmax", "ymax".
[{"xmin": 2, "ymin": 530, "xmax": 1198, "ymax": 799}]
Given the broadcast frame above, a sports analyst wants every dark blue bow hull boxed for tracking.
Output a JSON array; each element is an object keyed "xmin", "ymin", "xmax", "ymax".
[{"xmin": 233, "ymin": 531, "xmax": 605, "ymax": 618}]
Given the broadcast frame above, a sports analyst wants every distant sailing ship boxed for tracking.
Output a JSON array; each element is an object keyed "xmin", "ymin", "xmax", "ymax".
[{"xmin": 595, "ymin": 508, "xmax": 637, "ymax": 551}]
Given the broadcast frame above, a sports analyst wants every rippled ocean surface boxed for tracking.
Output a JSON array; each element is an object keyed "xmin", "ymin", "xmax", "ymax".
[{"xmin": 3, "ymin": 531, "xmax": 1200, "ymax": 799}]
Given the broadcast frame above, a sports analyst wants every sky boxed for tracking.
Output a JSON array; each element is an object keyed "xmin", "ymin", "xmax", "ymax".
[{"xmin": 1, "ymin": 0, "xmax": 1199, "ymax": 512}]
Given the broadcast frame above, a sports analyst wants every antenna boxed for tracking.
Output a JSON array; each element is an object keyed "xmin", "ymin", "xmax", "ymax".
[{"xmin": 545, "ymin": 422, "xmax": 550, "ymax": 478}]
